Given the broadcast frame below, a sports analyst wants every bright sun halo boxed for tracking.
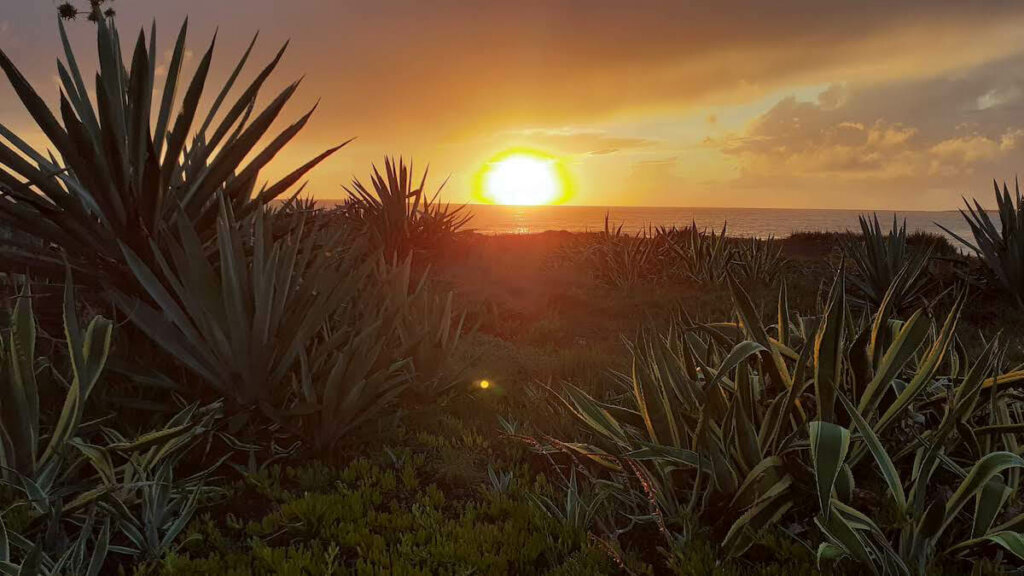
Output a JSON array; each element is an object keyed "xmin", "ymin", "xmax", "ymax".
[{"xmin": 483, "ymin": 153, "xmax": 562, "ymax": 206}]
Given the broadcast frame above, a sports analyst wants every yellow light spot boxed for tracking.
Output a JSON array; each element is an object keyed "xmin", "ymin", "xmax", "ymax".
[
  {"xmin": 479, "ymin": 379, "xmax": 491, "ymax": 389},
  {"xmin": 476, "ymin": 150, "xmax": 570, "ymax": 206}
]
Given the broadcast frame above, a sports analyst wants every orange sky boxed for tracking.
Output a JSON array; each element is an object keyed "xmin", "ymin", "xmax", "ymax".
[{"xmin": 3, "ymin": 1, "xmax": 1024, "ymax": 210}]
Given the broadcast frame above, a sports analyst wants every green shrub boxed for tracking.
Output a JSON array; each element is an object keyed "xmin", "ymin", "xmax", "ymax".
[{"xmin": 152, "ymin": 458, "xmax": 614, "ymax": 576}]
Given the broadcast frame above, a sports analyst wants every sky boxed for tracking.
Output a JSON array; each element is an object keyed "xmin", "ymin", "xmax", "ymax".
[{"xmin": 3, "ymin": 1, "xmax": 1024, "ymax": 210}]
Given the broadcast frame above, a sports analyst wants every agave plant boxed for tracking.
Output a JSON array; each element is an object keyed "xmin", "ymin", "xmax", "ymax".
[
  {"xmin": 0, "ymin": 274, "xmax": 115, "ymax": 573},
  {"xmin": 530, "ymin": 470, "xmax": 607, "ymax": 532},
  {"xmin": 660, "ymin": 222, "xmax": 734, "ymax": 286},
  {"xmin": 844, "ymin": 214, "xmax": 934, "ymax": 310},
  {"xmin": 544, "ymin": 267, "xmax": 1024, "ymax": 574},
  {"xmin": 0, "ymin": 275, "xmax": 111, "ymax": 505},
  {"xmin": 560, "ymin": 214, "xmax": 658, "ymax": 290},
  {"xmin": 339, "ymin": 157, "xmax": 471, "ymax": 258},
  {"xmin": 940, "ymin": 180, "xmax": 1024, "ymax": 308},
  {"xmin": 0, "ymin": 273, "xmax": 224, "ymax": 572},
  {"xmin": 292, "ymin": 265, "xmax": 413, "ymax": 449},
  {"xmin": 392, "ymin": 273, "xmax": 468, "ymax": 396},
  {"xmin": 0, "ymin": 515, "xmax": 109, "ymax": 576},
  {"xmin": 0, "ymin": 16, "xmax": 346, "ymax": 287},
  {"xmin": 293, "ymin": 256, "xmax": 468, "ymax": 448},
  {"xmin": 731, "ymin": 235, "xmax": 786, "ymax": 287},
  {"xmin": 80, "ymin": 401, "xmax": 224, "ymax": 561},
  {"xmin": 115, "ymin": 195, "xmax": 463, "ymax": 447},
  {"xmin": 112, "ymin": 197, "xmax": 372, "ymax": 413},
  {"xmin": 487, "ymin": 464, "xmax": 514, "ymax": 493}
]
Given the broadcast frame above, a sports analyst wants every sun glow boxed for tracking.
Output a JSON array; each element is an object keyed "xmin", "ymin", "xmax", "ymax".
[{"xmin": 480, "ymin": 151, "xmax": 567, "ymax": 206}]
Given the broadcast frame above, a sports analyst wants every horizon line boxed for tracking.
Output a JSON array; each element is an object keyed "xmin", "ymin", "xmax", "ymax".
[{"xmin": 304, "ymin": 198, "xmax": 971, "ymax": 214}]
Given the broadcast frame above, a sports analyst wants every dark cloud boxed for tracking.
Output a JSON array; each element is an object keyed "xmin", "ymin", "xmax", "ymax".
[{"xmin": 7, "ymin": 1, "xmax": 1023, "ymax": 136}]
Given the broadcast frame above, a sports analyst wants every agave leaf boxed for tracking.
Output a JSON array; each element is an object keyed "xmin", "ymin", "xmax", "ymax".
[
  {"xmin": 202, "ymin": 37, "xmax": 280, "ymax": 150},
  {"xmin": 733, "ymin": 373, "xmax": 762, "ymax": 472},
  {"xmin": 721, "ymin": 475, "xmax": 793, "ymax": 557},
  {"xmin": 777, "ymin": 279, "xmax": 791, "ymax": 347},
  {"xmin": 159, "ymin": 31, "xmax": 215, "ymax": 194},
  {"xmin": 838, "ymin": 394, "xmax": 906, "ymax": 513},
  {"xmin": 152, "ymin": 20, "xmax": 188, "ymax": 159},
  {"xmin": 0, "ymin": 516, "xmax": 7, "ymax": 564},
  {"xmin": 708, "ymin": 340, "xmax": 766, "ymax": 391},
  {"xmin": 625, "ymin": 442, "xmax": 705, "ymax": 469},
  {"xmin": 727, "ymin": 272, "xmax": 792, "ymax": 391},
  {"xmin": 974, "ymin": 422, "xmax": 1024, "ymax": 436},
  {"xmin": 972, "ymin": 478, "xmax": 1011, "ymax": 539},
  {"xmin": 248, "ymin": 141, "xmax": 351, "ymax": 214},
  {"xmin": 809, "ymin": 421, "xmax": 851, "ymax": 519},
  {"xmin": 58, "ymin": 19, "xmax": 100, "ymax": 136},
  {"xmin": 982, "ymin": 370, "xmax": 1024, "ymax": 391},
  {"xmin": 948, "ymin": 530, "xmax": 1024, "ymax": 561},
  {"xmin": 0, "ymin": 48, "xmax": 74, "ymax": 163},
  {"xmin": 814, "ymin": 268, "xmax": 845, "ymax": 422},
  {"xmin": 158, "ymin": 486, "xmax": 201, "ymax": 553},
  {"xmin": 2, "ymin": 283, "xmax": 38, "ymax": 477},
  {"xmin": 107, "ymin": 423, "xmax": 194, "ymax": 454},
  {"xmin": 86, "ymin": 518, "xmax": 110, "ymax": 576},
  {"xmin": 70, "ymin": 440, "xmax": 116, "ymax": 486},
  {"xmin": 941, "ymin": 452, "xmax": 1024, "ymax": 538},
  {"xmin": 558, "ymin": 382, "xmax": 629, "ymax": 445},
  {"xmin": 181, "ymin": 80, "xmax": 301, "ymax": 213},
  {"xmin": 858, "ymin": 309, "xmax": 929, "ymax": 419},
  {"xmin": 874, "ymin": 290, "xmax": 966, "ymax": 436},
  {"xmin": 729, "ymin": 455, "xmax": 785, "ymax": 510},
  {"xmin": 816, "ymin": 508, "xmax": 880, "ymax": 575}
]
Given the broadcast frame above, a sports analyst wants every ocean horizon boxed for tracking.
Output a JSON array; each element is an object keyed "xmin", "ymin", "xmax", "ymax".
[{"xmin": 318, "ymin": 201, "xmax": 978, "ymax": 242}]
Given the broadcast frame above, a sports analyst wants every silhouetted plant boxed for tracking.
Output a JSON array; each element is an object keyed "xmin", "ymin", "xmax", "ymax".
[
  {"xmin": 940, "ymin": 179, "xmax": 1024, "ymax": 308},
  {"xmin": 844, "ymin": 214, "xmax": 934, "ymax": 310},
  {"xmin": 338, "ymin": 157, "xmax": 471, "ymax": 258},
  {"xmin": 57, "ymin": 1, "xmax": 115, "ymax": 22},
  {"xmin": 0, "ymin": 15, "xmax": 346, "ymax": 289}
]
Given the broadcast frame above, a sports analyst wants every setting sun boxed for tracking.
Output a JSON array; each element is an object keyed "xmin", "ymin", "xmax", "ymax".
[{"xmin": 481, "ymin": 152, "xmax": 565, "ymax": 205}]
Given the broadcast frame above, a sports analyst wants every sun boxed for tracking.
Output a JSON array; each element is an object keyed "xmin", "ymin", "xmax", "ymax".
[{"xmin": 479, "ymin": 151, "xmax": 567, "ymax": 205}]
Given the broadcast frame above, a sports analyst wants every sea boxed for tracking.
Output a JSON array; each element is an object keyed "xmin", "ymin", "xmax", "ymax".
[{"xmin": 455, "ymin": 204, "xmax": 977, "ymax": 244}]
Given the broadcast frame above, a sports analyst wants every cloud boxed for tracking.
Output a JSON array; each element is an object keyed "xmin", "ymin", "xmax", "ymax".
[
  {"xmin": 183, "ymin": 0, "xmax": 1024, "ymax": 142},
  {"xmin": 5, "ymin": 0, "xmax": 1024, "ymax": 208},
  {"xmin": 701, "ymin": 51, "xmax": 1024, "ymax": 207},
  {"xmin": 716, "ymin": 105, "xmax": 921, "ymax": 179},
  {"xmin": 928, "ymin": 130, "xmax": 1023, "ymax": 175},
  {"xmin": 977, "ymin": 86, "xmax": 1022, "ymax": 110}
]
